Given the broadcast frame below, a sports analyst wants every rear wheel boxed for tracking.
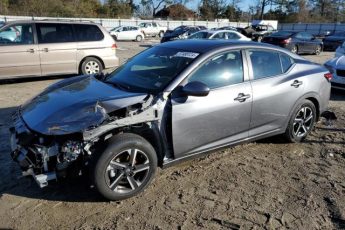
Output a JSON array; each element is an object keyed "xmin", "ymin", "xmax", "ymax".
[
  {"xmin": 291, "ymin": 45, "xmax": 298, "ymax": 54},
  {"xmin": 315, "ymin": 45, "xmax": 322, "ymax": 55},
  {"xmin": 284, "ymin": 100, "xmax": 316, "ymax": 142},
  {"xmin": 92, "ymin": 133, "xmax": 157, "ymax": 201},
  {"xmin": 81, "ymin": 57, "xmax": 103, "ymax": 75}
]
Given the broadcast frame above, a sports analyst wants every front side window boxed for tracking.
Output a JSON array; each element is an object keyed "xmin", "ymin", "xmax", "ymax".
[
  {"xmin": 37, "ymin": 23, "xmax": 74, "ymax": 43},
  {"xmin": 187, "ymin": 51, "xmax": 243, "ymax": 89},
  {"xmin": 0, "ymin": 24, "xmax": 33, "ymax": 45},
  {"xmin": 74, "ymin": 24, "xmax": 104, "ymax": 42},
  {"xmin": 249, "ymin": 50, "xmax": 282, "ymax": 79}
]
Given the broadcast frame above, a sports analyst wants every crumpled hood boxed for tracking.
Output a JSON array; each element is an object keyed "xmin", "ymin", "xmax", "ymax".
[{"xmin": 20, "ymin": 75, "xmax": 148, "ymax": 135}]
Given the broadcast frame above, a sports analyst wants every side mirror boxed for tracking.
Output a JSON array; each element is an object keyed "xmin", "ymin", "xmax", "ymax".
[{"xmin": 182, "ymin": 81, "xmax": 210, "ymax": 97}]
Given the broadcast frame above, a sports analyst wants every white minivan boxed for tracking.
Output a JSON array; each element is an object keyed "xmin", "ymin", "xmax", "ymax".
[{"xmin": 0, "ymin": 20, "xmax": 119, "ymax": 79}]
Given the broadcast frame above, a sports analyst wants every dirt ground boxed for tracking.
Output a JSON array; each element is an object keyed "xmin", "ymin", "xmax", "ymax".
[{"xmin": 0, "ymin": 41, "xmax": 344, "ymax": 230}]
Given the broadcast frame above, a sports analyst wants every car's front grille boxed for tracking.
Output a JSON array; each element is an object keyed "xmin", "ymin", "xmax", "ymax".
[{"xmin": 336, "ymin": 69, "xmax": 345, "ymax": 77}]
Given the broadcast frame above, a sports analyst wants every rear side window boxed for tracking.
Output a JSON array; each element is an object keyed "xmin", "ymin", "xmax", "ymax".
[
  {"xmin": 280, "ymin": 53, "xmax": 294, "ymax": 72},
  {"xmin": 249, "ymin": 50, "xmax": 282, "ymax": 79},
  {"xmin": 74, "ymin": 24, "xmax": 104, "ymax": 42},
  {"xmin": 37, "ymin": 23, "xmax": 74, "ymax": 43}
]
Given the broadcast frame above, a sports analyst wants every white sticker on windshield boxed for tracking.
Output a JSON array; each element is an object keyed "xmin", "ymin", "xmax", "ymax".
[{"xmin": 173, "ymin": 52, "xmax": 199, "ymax": 59}]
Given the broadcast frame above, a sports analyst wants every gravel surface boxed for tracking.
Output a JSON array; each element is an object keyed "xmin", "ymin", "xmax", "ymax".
[{"xmin": 0, "ymin": 41, "xmax": 344, "ymax": 230}]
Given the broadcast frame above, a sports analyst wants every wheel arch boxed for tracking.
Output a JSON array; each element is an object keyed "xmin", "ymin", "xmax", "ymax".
[
  {"xmin": 95, "ymin": 123, "xmax": 166, "ymax": 167},
  {"xmin": 79, "ymin": 56, "xmax": 105, "ymax": 74},
  {"xmin": 284, "ymin": 92, "xmax": 321, "ymax": 130}
]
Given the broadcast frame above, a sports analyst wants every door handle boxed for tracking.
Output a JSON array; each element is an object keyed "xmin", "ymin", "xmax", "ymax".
[
  {"xmin": 291, "ymin": 80, "xmax": 303, "ymax": 88},
  {"xmin": 43, "ymin": 48, "xmax": 49, "ymax": 52},
  {"xmin": 27, "ymin": 48, "xmax": 35, "ymax": 53},
  {"xmin": 234, "ymin": 93, "xmax": 251, "ymax": 102}
]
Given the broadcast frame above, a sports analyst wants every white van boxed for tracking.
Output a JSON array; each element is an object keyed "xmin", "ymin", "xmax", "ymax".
[{"xmin": 0, "ymin": 20, "xmax": 119, "ymax": 79}]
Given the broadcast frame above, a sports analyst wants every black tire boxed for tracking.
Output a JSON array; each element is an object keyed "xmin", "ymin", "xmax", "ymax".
[
  {"xmin": 92, "ymin": 133, "xmax": 157, "ymax": 201},
  {"xmin": 284, "ymin": 100, "xmax": 316, "ymax": 143},
  {"xmin": 315, "ymin": 45, "xmax": 322, "ymax": 55},
  {"xmin": 257, "ymin": 36, "xmax": 263, "ymax": 42},
  {"xmin": 136, "ymin": 35, "xmax": 143, "ymax": 42},
  {"xmin": 81, "ymin": 57, "xmax": 103, "ymax": 75},
  {"xmin": 291, "ymin": 45, "xmax": 298, "ymax": 54},
  {"xmin": 159, "ymin": 31, "xmax": 164, "ymax": 38}
]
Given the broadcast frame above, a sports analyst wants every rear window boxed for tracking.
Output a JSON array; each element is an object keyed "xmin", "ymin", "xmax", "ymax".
[
  {"xmin": 74, "ymin": 24, "xmax": 104, "ymax": 42},
  {"xmin": 37, "ymin": 23, "xmax": 74, "ymax": 43}
]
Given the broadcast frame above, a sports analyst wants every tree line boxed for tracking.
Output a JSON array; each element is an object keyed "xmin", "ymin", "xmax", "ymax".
[{"xmin": 0, "ymin": 0, "xmax": 344, "ymax": 23}]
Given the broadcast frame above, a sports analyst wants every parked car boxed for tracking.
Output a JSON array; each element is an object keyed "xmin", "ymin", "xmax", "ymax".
[
  {"xmin": 188, "ymin": 30, "xmax": 251, "ymax": 41},
  {"xmin": 138, "ymin": 22, "xmax": 167, "ymax": 38},
  {"xmin": 10, "ymin": 40, "xmax": 332, "ymax": 201},
  {"xmin": 161, "ymin": 26, "xmax": 201, "ymax": 43},
  {"xmin": 109, "ymin": 26, "xmax": 144, "ymax": 42},
  {"xmin": 251, "ymin": 24, "xmax": 276, "ymax": 42},
  {"xmin": 323, "ymin": 31, "xmax": 345, "ymax": 51},
  {"xmin": 335, "ymin": 41, "xmax": 345, "ymax": 57},
  {"xmin": 325, "ymin": 56, "xmax": 345, "ymax": 90},
  {"xmin": 0, "ymin": 20, "xmax": 119, "ymax": 79},
  {"xmin": 262, "ymin": 31, "xmax": 323, "ymax": 55}
]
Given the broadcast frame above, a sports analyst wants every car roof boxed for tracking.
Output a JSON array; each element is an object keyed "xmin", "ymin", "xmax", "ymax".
[
  {"xmin": 159, "ymin": 39, "xmax": 296, "ymax": 54},
  {"xmin": 4, "ymin": 20, "xmax": 100, "ymax": 26}
]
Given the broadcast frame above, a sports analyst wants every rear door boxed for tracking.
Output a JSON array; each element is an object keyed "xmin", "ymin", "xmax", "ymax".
[
  {"xmin": 36, "ymin": 23, "xmax": 77, "ymax": 76},
  {"xmin": 171, "ymin": 50, "xmax": 252, "ymax": 157},
  {"xmin": 247, "ymin": 49, "xmax": 303, "ymax": 136},
  {"xmin": 0, "ymin": 23, "xmax": 41, "ymax": 79}
]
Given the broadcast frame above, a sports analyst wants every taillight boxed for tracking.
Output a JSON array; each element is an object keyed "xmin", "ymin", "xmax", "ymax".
[
  {"xmin": 111, "ymin": 44, "xmax": 117, "ymax": 49},
  {"xmin": 324, "ymin": 72, "xmax": 332, "ymax": 81},
  {"xmin": 281, "ymin": 38, "xmax": 291, "ymax": 44}
]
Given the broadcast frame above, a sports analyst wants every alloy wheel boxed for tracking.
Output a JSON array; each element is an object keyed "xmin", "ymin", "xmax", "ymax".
[
  {"xmin": 85, "ymin": 61, "xmax": 100, "ymax": 74},
  {"xmin": 293, "ymin": 106, "xmax": 314, "ymax": 137},
  {"xmin": 105, "ymin": 148, "xmax": 151, "ymax": 194}
]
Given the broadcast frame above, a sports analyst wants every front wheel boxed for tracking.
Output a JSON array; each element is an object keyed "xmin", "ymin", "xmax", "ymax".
[
  {"xmin": 159, "ymin": 31, "xmax": 164, "ymax": 38},
  {"xmin": 92, "ymin": 133, "xmax": 157, "ymax": 201},
  {"xmin": 257, "ymin": 36, "xmax": 263, "ymax": 42},
  {"xmin": 315, "ymin": 45, "xmax": 322, "ymax": 55},
  {"xmin": 284, "ymin": 100, "xmax": 316, "ymax": 142},
  {"xmin": 136, "ymin": 35, "xmax": 143, "ymax": 42}
]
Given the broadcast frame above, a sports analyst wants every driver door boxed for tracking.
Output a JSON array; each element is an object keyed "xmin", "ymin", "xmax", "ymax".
[{"xmin": 171, "ymin": 50, "xmax": 252, "ymax": 158}]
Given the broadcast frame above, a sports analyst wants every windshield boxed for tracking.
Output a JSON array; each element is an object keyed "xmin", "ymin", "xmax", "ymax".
[
  {"xmin": 110, "ymin": 26, "xmax": 121, "ymax": 31},
  {"xmin": 106, "ymin": 46, "xmax": 200, "ymax": 93},
  {"xmin": 271, "ymin": 31, "xmax": 294, "ymax": 37},
  {"xmin": 188, "ymin": 31, "xmax": 210, "ymax": 39}
]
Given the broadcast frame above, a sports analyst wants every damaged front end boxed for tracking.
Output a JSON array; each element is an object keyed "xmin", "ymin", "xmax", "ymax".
[
  {"xmin": 10, "ymin": 110, "xmax": 90, "ymax": 187},
  {"xmin": 9, "ymin": 75, "xmax": 167, "ymax": 188}
]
